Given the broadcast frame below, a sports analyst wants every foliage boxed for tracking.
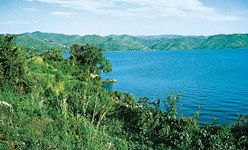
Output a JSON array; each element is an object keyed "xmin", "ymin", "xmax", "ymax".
[
  {"xmin": 39, "ymin": 49, "xmax": 63, "ymax": 62},
  {"xmin": 70, "ymin": 43, "xmax": 112, "ymax": 73},
  {"xmin": 0, "ymin": 35, "xmax": 247, "ymax": 149},
  {"xmin": 0, "ymin": 35, "xmax": 30, "ymax": 91}
]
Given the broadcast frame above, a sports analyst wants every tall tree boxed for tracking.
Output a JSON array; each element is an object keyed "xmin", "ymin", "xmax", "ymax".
[
  {"xmin": 70, "ymin": 44, "xmax": 112, "ymax": 74},
  {"xmin": 0, "ymin": 35, "xmax": 29, "ymax": 89}
]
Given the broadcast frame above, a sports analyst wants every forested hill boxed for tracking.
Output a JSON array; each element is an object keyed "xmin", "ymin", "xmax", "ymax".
[{"xmin": 15, "ymin": 31, "xmax": 248, "ymax": 53}]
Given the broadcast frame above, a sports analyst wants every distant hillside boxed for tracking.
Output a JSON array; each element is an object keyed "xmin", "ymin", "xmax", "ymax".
[{"xmin": 14, "ymin": 31, "xmax": 248, "ymax": 53}]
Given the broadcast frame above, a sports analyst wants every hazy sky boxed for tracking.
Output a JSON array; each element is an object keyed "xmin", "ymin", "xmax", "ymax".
[{"xmin": 0, "ymin": 0, "xmax": 247, "ymax": 35}]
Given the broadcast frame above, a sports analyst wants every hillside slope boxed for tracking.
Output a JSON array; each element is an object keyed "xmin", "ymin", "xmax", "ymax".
[{"xmin": 14, "ymin": 31, "xmax": 248, "ymax": 53}]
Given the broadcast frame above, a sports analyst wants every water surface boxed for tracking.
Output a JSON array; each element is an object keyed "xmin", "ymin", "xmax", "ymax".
[{"xmin": 103, "ymin": 49, "xmax": 248, "ymax": 124}]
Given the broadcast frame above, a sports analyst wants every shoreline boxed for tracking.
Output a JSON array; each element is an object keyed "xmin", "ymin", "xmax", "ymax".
[{"xmin": 104, "ymin": 47, "xmax": 248, "ymax": 53}]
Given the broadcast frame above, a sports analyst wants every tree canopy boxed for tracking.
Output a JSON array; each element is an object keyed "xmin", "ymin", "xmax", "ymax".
[
  {"xmin": 0, "ymin": 35, "xmax": 29, "ymax": 89},
  {"xmin": 70, "ymin": 43, "xmax": 112, "ymax": 73}
]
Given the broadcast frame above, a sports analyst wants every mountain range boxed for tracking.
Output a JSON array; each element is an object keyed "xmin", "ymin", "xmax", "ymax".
[{"xmin": 14, "ymin": 31, "xmax": 248, "ymax": 53}]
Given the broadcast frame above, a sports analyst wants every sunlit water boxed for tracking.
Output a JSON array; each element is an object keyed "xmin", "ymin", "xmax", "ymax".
[{"xmin": 103, "ymin": 49, "xmax": 248, "ymax": 124}]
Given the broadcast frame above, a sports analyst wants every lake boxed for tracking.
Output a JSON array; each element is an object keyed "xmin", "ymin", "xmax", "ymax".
[{"xmin": 103, "ymin": 49, "xmax": 248, "ymax": 124}]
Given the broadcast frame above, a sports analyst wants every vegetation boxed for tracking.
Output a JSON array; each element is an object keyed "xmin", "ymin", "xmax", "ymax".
[
  {"xmin": 15, "ymin": 31, "xmax": 248, "ymax": 53},
  {"xmin": 0, "ymin": 35, "xmax": 247, "ymax": 149}
]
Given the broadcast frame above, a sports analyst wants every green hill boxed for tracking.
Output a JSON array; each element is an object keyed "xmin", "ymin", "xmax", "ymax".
[
  {"xmin": 14, "ymin": 31, "xmax": 248, "ymax": 53},
  {"xmin": 200, "ymin": 34, "xmax": 248, "ymax": 49}
]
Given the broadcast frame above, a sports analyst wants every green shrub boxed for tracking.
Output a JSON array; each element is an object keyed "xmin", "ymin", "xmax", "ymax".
[{"xmin": 0, "ymin": 35, "xmax": 30, "ymax": 91}]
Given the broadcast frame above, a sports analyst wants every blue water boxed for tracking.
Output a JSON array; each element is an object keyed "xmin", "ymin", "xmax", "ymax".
[{"xmin": 103, "ymin": 49, "xmax": 248, "ymax": 124}]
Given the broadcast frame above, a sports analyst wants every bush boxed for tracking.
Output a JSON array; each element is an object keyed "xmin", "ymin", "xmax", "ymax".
[{"xmin": 0, "ymin": 35, "xmax": 30, "ymax": 91}]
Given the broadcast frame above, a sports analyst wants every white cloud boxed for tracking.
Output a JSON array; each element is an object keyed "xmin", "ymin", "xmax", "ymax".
[
  {"xmin": 34, "ymin": 0, "xmax": 238, "ymax": 21},
  {"xmin": 24, "ymin": 7, "xmax": 37, "ymax": 11},
  {"xmin": 50, "ymin": 11, "xmax": 76, "ymax": 17},
  {"xmin": 0, "ymin": 21, "xmax": 30, "ymax": 25}
]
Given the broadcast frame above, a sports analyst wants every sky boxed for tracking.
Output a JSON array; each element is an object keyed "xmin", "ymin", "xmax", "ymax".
[{"xmin": 0, "ymin": 0, "xmax": 247, "ymax": 36}]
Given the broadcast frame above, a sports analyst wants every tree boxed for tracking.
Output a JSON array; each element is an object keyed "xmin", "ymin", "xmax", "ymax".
[
  {"xmin": 39, "ymin": 49, "xmax": 63, "ymax": 62},
  {"xmin": 0, "ymin": 35, "xmax": 29, "ymax": 89},
  {"xmin": 70, "ymin": 44, "xmax": 112, "ymax": 74}
]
